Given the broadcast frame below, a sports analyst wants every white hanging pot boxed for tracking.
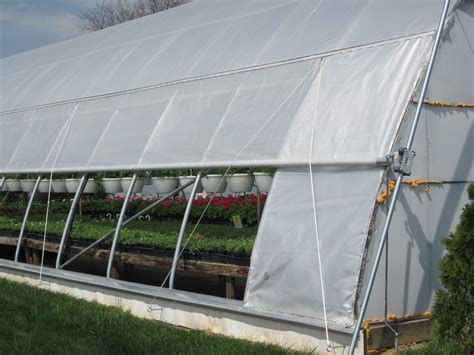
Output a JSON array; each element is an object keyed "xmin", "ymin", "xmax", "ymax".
[
  {"xmin": 6, "ymin": 179, "xmax": 22, "ymax": 192},
  {"xmin": 152, "ymin": 177, "xmax": 178, "ymax": 194},
  {"xmin": 52, "ymin": 180, "xmax": 67, "ymax": 193},
  {"xmin": 178, "ymin": 176, "xmax": 204, "ymax": 194},
  {"xmin": 254, "ymin": 172, "xmax": 273, "ymax": 193},
  {"xmin": 227, "ymin": 173, "xmax": 255, "ymax": 193},
  {"xmin": 38, "ymin": 180, "xmax": 52, "ymax": 193},
  {"xmin": 83, "ymin": 180, "xmax": 99, "ymax": 194},
  {"xmin": 1, "ymin": 179, "xmax": 8, "ymax": 191},
  {"xmin": 121, "ymin": 177, "xmax": 144, "ymax": 193},
  {"xmin": 20, "ymin": 179, "xmax": 36, "ymax": 192},
  {"xmin": 65, "ymin": 179, "xmax": 80, "ymax": 193},
  {"xmin": 202, "ymin": 174, "xmax": 227, "ymax": 193},
  {"xmin": 102, "ymin": 178, "xmax": 123, "ymax": 193}
]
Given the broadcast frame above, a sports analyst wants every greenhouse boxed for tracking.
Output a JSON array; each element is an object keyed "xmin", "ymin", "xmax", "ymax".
[{"xmin": 0, "ymin": 0, "xmax": 472, "ymax": 353}]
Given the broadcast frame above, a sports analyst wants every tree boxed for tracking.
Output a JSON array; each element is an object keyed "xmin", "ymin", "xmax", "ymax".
[
  {"xmin": 79, "ymin": 0, "xmax": 189, "ymax": 31},
  {"xmin": 431, "ymin": 183, "xmax": 474, "ymax": 351}
]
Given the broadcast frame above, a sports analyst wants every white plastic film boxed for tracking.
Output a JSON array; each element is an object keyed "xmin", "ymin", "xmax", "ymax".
[
  {"xmin": 244, "ymin": 167, "xmax": 382, "ymax": 325},
  {"xmin": 0, "ymin": 36, "xmax": 431, "ymax": 173}
]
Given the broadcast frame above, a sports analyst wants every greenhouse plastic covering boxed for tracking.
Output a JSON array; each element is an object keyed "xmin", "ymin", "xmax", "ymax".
[
  {"xmin": 0, "ymin": 0, "xmax": 447, "ymax": 173},
  {"xmin": 0, "ymin": 0, "xmax": 456, "ymax": 327},
  {"xmin": 245, "ymin": 168, "xmax": 382, "ymax": 325}
]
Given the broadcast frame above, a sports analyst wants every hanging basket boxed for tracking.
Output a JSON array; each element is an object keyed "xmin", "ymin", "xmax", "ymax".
[
  {"xmin": 202, "ymin": 174, "xmax": 227, "ymax": 193},
  {"xmin": 254, "ymin": 173, "xmax": 273, "ymax": 192},
  {"xmin": 121, "ymin": 177, "xmax": 144, "ymax": 193},
  {"xmin": 152, "ymin": 177, "xmax": 178, "ymax": 194},
  {"xmin": 102, "ymin": 178, "xmax": 123, "ymax": 193},
  {"xmin": 227, "ymin": 174, "xmax": 254, "ymax": 193},
  {"xmin": 20, "ymin": 179, "xmax": 36, "ymax": 192}
]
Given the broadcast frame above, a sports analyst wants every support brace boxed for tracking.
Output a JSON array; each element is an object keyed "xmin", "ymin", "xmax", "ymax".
[
  {"xmin": 349, "ymin": 1, "xmax": 451, "ymax": 353},
  {"xmin": 59, "ymin": 178, "xmax": 197, "ymax": 269},
  {"xmin": 106, "ymin": 173, "xmax": 137, "ymax": 279},
  {"xmin": 14, "ymin": 176, "xmax": 42, "ymax": 262},
  {"xmin": 169, "ymin": 170, "xmax": 203, "ymax": 289},
  {"xmin": 55, "ymin": 174, "xmax": 89, "ymax": 269}
]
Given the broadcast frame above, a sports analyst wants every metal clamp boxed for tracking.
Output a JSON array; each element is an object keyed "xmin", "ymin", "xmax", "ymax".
[{"xmin": 392, "ymin": 148, "xmax": 416, "ymax": 176}]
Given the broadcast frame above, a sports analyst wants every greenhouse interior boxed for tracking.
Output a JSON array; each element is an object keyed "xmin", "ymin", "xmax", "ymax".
[{"xmin": 0, "ymin": 0, "xmax": 472, "ymax": 353}]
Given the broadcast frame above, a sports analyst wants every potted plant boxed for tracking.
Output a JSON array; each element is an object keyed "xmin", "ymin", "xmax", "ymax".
[
  {"xmin": 120, "ymin": 171, "xmax": 145, "ymax": 193},
  {"xmin": 38, "ymin": 178, "xmax": 52, "ymax": 193},
  {"xmin": 6, "ymin": 178, "xmax": 22, "ymax": 192},
  {"xmin": 254, "ymin": 168, "xmax": 275, "ymax": 192},
  {"xmin": 151, "ymin": 170, "xmax": 178, "ymax": 194},
  {"xmin": 101, "ymin": 172, "xmax": 123, "ymax": 193},
  {"xmin": 65, "ymin": 174, "xmax": 81, "ymax": 193},
  {"xmin": 202, "ymin": 169, "xmax": 227, "ymax": 193},
  {"xmin": 1, "ymin": 177, "xmax": 8, "ymax": 191},
  {"xmin": 178, "ymin": 170, "xmax": 204, "ymax": 194},
  {"xmin": 83, "ymin": 178, "xmax": 99, "ymax": 194},
  {"xmin": 52, "ymin": 174, "xmax": 67, "ymax": 193},
  {"xmin": 226, "ymin": 169, "xmax": 254, "ymax": 193},
  {"xmin": 20, "ymin": 175, "xmax": 36, "ymax": 192}
]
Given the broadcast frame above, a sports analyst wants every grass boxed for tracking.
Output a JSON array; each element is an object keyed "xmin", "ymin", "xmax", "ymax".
[
  {"xmin": 401, "ymin": 341, "xmax": 467, "ymax": 354},
  {"xmin": 0, "ymin": 278, "xmax": 303, "ymax": 355},
  {"xmin": 0, "ymin": 214, "xmax": 257, "ymax": 256}
]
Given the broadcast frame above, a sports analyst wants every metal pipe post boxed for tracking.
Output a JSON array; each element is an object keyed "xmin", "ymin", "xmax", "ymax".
[
  {"xmin": 169, "ymin": 170, "xmax": 203, "ymax": 289},
  {"xmin": 55, "ymin": 174, "xmax": 89, "ymax": 269},
  {"xmin": 106, "ymin": 173, "xmax": 137, "ymax": 279},
  {"xmin": 349, "ymin": 1, "xmax": 450, "ymax": 353},
  {"xmin": 60, "ymin": 178, "xmax": 196, "ymax": 269},
  {"xmin": 0, "ymin": 177, "xmax": 5, "ymax": 191},
  {"xmin": 14, "ymin": 176, "xmax": 42, "ymax": 262}
]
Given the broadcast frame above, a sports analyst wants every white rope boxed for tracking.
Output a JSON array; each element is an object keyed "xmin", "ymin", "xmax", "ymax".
[
  {"xmin": 38, "ymin": 105, "xmax": 78, "ymax": 283},
  {"xmin": 308, "ymin": 59, "xmax": 332, "ymax": 352}
]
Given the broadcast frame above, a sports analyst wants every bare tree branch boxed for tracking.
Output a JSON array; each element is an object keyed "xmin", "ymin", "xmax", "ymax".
[{"xmin": 79, "ymin": 0, "xmax": 189, "ymax": 32}]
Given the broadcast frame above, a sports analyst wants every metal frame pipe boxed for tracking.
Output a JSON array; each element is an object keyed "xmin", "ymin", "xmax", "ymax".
[
  {"xmin": 55, "ymin": 174, "xmax": 89, "ymax": 269},
  {"xmin": 0, "ymin": 177, "xmax": 5, "ymax": 191},
  {"xmin": 106, "ymin": 173, "xmax": 137, "ymax": 279},
  {"xmin": 59, "ymin": 178, "xmax": 196, "ymax": 269},
  {"xmin": 14, "ymin": 176, "xmax": 42, "ymax": 262},
  {"xmin": 169, "ymin": 170, "xmax": 203, "ymax": 289},
  {"xmin": 349, "ymin": 1, "xmax": 450, "ymax": 353}
]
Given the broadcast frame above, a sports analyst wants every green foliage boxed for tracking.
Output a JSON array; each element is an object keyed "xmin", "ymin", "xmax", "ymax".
[
  {"xmin": 0, "ymin": 279, "xmax": 304, "ymax": 355},
  {"xmin": 0, "ymin": 214, "xmax": 256, "ymax": 256},
  {"xmin": 431, "ymin": 183, "xmax": 474, "ymax": 350},
  {"xmin": 401, "ymin": 340, "xmax": 466, "ymax": 354}
]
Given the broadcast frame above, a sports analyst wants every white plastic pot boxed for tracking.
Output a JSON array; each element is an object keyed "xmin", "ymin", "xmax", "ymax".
[
  {"xmin": 1, "ymin": 179, "xmax": 8, "ymax": 192},
  {"xmin": 121, "ymin": 177, "xmax": 144, "ymax": 193},
  {"xmin": 6, "ymin": 179, "xmax": 22, "ymax": 192},
  {"xmin": 83, "ymin": 180, "xmax": 98, "ymax": 194},
  {"xmin": 52, "ymin": 180, "xmax": 67, "ymax": 193},
  {"xmin": 20, "ymin": 179, "xmax": 36, "ymax": 192},
  {"xmin": 178, "ymin": 176, "xmax": 204, "ymax": 194},
  {"xmin": 202, "ymin": 174, "xmax": 227, "ymax": 193},
  {"xmin": 65, "ymin": 179, "xmax": 80, "ymax": 193},
  {"xmin": 102, "ymin": 178, "xmax": 123, "ymax": 193},
  {"xmin": 152, "ymin": 177, "xmax": 178, "ymax": 194},
  {"xmin": 227, "ymin": 173, "xmax": 255, "ymax": 193},
  {"xmin": 38, "ymin": 180, "xmax": 52, "ymax": 193},
  {"xmin": 254, "ymin": 172, "xmax": 273, "ymax": 192}
]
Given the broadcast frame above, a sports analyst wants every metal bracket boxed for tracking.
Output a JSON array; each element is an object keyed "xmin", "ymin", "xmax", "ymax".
[{"xmin": 392, "ymin": 148, "xmax": 416, "ymax": 176}]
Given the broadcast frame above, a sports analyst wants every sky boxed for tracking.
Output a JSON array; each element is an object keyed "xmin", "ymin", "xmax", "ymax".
[{"xmin": 0, "ymin": 0, "xmax": 98, "ymax": 58}]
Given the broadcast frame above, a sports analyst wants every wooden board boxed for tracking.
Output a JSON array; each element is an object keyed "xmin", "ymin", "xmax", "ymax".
[
  {"xmin": 366, "ymin": 317, "xmax": 433, "ymax": 352},
  {"xmin": 0, "ymin": 236, "xmax": 249, "ymax": 278}
]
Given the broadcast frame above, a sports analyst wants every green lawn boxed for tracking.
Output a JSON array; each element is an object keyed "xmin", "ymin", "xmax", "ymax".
[
  {"xmin": 0, "ymin": 278, "xmax": 304, "ymax": 355},
  {"xmin": 0, "ymin": 214, "xmax": 256, "ymax": 256}
]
